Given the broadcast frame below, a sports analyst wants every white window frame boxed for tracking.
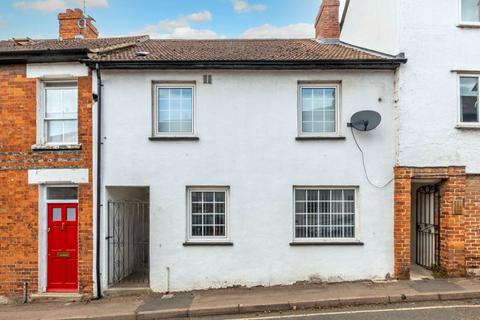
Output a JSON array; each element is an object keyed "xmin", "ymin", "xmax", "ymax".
[
  {"xmin": 38, "ymin": 80, "xmax": 79, "ymax": 146},
  {"xmin": 152, "ymin": 83, "xmax": 196, "ymax": 137},
  {"xmin": 297, "ymin": 83, "xmax": 341, "ymax": 138},
  {"xmin": 186, "ymin": 186, "xmax": 230, "ymax": 243},
  {"xmin": 292, "ymin": 186, "xmax": 360, "ymax": 243},
  {"xmin": 458, "ymin": 0, "xmax": 480, "ymax": 26},
  {"xmin": 457, "ymin": 74, "xmax": 480, "ymax": 126}
]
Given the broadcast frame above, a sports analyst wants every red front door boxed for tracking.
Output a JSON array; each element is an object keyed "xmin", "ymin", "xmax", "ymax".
[{"xmin": 47, "ymin": 203, "xmax": 78, "ymax": 292}]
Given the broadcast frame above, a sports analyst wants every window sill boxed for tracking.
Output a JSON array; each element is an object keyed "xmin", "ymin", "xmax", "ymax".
[
  {"xmin": 290, "ymin": 241, "xmax": 364, "ymax": 246},
  {"xmin": 296, "ymin": 136, "xmax": 346, "ymax": 141},
  {"xmin": 31, "ymin": 144, "xmax": 82, "ymax": 151},
  {"xmin": 149, "ymin": 136, "xmax": 200, "ymax": 141},
  {"xmin": 457, "ymin": 23, "xmax": 480, "ymax": 28},
  {"xmin": 183, "ymin": 242, "xmax": 233, "ymax": 246},
  {"xmin": 455, "ymin": 124, "xmax": 480, "ymax": 130}
]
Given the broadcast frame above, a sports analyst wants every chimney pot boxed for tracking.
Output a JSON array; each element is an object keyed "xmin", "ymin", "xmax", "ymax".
[
  {"xmin": 58, "ymin": 8, "xmax": 98, "ymax": 40},
  {"xmin": 315, "ymin": 0, "xmax": 340, "ymax": 39}
]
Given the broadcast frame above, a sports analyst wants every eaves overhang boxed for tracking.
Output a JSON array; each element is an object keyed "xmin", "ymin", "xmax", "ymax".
[
  {"xmin": 0, "ymin": 48, "xmax": 90, "ymax": 64},
  {"xmin": 85, "ymin": 59, "xmax": 407, "ymax": 70}
]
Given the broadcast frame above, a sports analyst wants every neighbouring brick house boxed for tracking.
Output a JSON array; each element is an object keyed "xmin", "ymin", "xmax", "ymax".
[{"xmin": 0, "ymin": 9, "xmax": 146, "ymax": 301}]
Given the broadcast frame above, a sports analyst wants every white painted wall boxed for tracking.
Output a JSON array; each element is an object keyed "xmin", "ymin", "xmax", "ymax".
[
  {"xmin": 342, "ymin": 0, "xmax": 480, "ymax": 174},
  {"xmin": 395, "ymin": 0, "xmax": 480, "ymax": 173},
  {"xmin": 100, "ymin": 69, "xmax": 396, "ymax": 292},
  {"xmin": 340, "ymin": 0, "xmax": 400, "ymax": 55}
]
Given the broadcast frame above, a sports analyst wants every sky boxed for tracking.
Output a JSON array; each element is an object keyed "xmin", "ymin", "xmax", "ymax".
[{"xmin": 0, "ymin": 0, "xmax": 342, "ymax": 40}]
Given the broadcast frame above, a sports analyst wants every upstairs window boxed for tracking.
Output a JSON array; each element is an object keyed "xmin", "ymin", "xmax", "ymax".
[
  {"xmin": 459, "ymin": 76, "xmax": 479, "ymax": 123},
  {"xmin": 461, "ymin": 0, "xmax": 480, "ymax": 23},
  {"xmin": 43, "ymin": 82, "xmax": 78, "ymax": 144},
  {"xmin": 153, "ymin": 84, "xmax": 194, "ymax": 136},
  {"xmin": 298, "ymin": 84, "xmax": 340, "ymax": 137}
]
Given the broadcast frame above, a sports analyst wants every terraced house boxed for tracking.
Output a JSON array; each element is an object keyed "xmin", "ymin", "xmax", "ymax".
[{"xmin": 0, "ymin": 0, "xmax": 478, "ymax": 303}]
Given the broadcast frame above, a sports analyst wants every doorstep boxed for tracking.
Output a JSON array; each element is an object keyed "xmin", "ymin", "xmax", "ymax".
[{"xmin": 29, "ymin": 292, "xmax": 84, "ymax": 303}]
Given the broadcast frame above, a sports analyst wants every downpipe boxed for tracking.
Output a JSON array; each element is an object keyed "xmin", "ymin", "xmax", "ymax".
[{"xmin": 95, "ymin": 63, "xmax": 103, "ymax": 298}]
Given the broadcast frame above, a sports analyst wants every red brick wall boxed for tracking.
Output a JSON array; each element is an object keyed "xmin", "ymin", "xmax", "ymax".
[
  {"xmin": 465, "ymin": 175, "xmax": 480, "ymax": 272},
  {"xmin": 0, "ymin": 64, "xmax": 93, "ymax": 299},
  {"xmin": 315, "ymin": 0, "xmax": 340, "ymax": 39},
  {"xmin": 394, "ymin": 166, "xmax": 471, "ymax": 278}
]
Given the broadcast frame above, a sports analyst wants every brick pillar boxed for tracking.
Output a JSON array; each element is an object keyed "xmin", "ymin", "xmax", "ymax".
[
  {"xmin": 438, "ymin": 167, "xmax": 466, "ymax": 276},
  {"xmin": 394, "ymin": 167, "xmax": 412, "ymax": 279},
  {"xmin": 465, "ymin": 175, "xmax": 480, "ymax": 273}
]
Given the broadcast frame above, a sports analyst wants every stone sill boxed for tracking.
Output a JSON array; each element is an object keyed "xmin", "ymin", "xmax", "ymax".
[
  {"xmin": 295, "ymin": 136, "xmax": 346, "ymax": 141},
  {"xmin": 32, "ymin": 144, "xmax": 82, "ymax": 151},
  {"xmin": 290, "ymin": 241, "xmax": 364, "ymax": 246},
  {"xmin": 149, "ymin": 136, "xmax": 200, "ymax": 141},
  {"xmin": 457, "ymin": 23, "xmax": 480, "ymax": 28},
  {"xmin": 183, "ymin": 242, "xmax": 233, "ymax": 246},
  {"xmin": 455, "ymin": 124, "xmax": 480, "ymax": 130}
]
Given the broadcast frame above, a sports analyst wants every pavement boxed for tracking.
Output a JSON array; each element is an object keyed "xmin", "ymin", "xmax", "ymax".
[{"xmin": 1, "ymin": 278, "xmax": 480, "ymax": 320}]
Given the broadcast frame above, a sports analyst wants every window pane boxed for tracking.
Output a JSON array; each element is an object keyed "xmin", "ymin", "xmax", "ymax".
[
  {"xmin": 52, "ymin": 208, "xmax": 61, "ymax": 221},
  {"xmin": 63, "ymin": 120, "xmax": 78, "ymax": 143},
  {"xmin": 45, "ymin": 86, "xmax": 77, "ymax": 119},
  {"xmin": 67, "ymin": 208, "xmax": 76, "ymax": 221},
  {"xmin": 46, "ymin": 121, "xmax": 63, "ymax": 143},
  {"xmin": 157, "ymin": 87, "xmax": 193, "ymax": 133},
  {"xmin": 47, "ymin": 187, "xmax": 78, "ymax": 200},
  {"xmin": 462, "ymin": 0, "xmax": 480, "ymax": 22},
  {"xmin": 295, "ymin": 188, "xmax": 355, "ymax": 239},
  {"xmin": 301, "ymin": 87, "xmax": 336, "ymax": 134},
  {"xmin": 46, "ymin": 120, "xmax": 77, "ymax": 143},
  {"xmin": 460, "ymin": 77, "xmax": 479, "ymax": 123}
]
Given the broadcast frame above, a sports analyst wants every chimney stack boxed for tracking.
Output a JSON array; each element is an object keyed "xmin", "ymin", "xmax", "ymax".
[
  {"xmin": 58, "ymin": 8, "xmax": 98, "ymax": 40},
  {"xmin": 315, "ymin": 0, "xmax": 340, "ymax": 39}
]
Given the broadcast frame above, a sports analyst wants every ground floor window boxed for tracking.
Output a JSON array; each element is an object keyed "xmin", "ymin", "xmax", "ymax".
[
  {"xmin": 187, "ymin": 187, "xmax": 228, "ymax": 241},
  {"xmin": 294, "ymin": 187, "xmax": 356, "ymax": 241}
]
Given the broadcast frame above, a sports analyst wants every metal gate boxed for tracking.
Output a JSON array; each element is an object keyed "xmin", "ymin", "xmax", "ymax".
[
  {"xmin": 415, "ymin": 186, "xmax": 440, "ymax": 269},
  {"xmin": 107, "ymin": 201, "xmax": 149, "ymax": 286}
]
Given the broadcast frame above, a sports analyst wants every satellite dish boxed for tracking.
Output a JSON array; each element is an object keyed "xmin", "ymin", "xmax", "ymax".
[{"xmin": 348, "ymin": 110, "xmax": 382, "ymax": 131}]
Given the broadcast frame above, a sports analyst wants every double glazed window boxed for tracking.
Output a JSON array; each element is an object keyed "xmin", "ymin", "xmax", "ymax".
[
  {"xmin": 187, "ymin": 188, "xmax": 228, "ymax": 241},
  {"xmin": 294, "ymin": 188, "xmax": 356, "ymax": 241},
  {"xmin": 459, "ymin": 76, "xmax": 479, "ymax": 123},
  {"xmin": 461, "ymin": 0, "xmax": 480, "ymax": 23},
  {"xmin": 154, "ymin": 84, "xmax": 194, "ymax": 136},
  {"xmin": 298, "ymin": 85, "xmax": 339, "ymax": 136},
  {"xmin": 43, "ymin": 82, "xmax": 78, "ymax": 144}
]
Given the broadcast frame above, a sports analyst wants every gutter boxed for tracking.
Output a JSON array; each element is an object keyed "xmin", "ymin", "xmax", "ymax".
[
  {"xmin": 95, "ymin": 63, "xmax": 103, "ymax": 298},
  {"xmin": 87, "ymin": 59, "xmax": 406, "ymax": 70},
  {"xmin": 0, "ymin": 48, "xmax": 90, "ymax": 63}
]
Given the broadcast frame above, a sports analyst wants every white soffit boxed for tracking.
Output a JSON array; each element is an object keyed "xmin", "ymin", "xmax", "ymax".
[
  {"xmin": 26, "ymin": 62, "xmax": 89, "ymax": 79},
  {"xmin": 28, "ymin": 168, "xmax": 89, "ymax": 184}
]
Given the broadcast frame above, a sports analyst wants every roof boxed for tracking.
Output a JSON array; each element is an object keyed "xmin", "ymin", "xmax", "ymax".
[
  {"xmin": 89, "ymin": 38, "xmax": 388, "ymax": 62},
  {"xmin": 0, "ymin": 36, "xmax": 147, "ymax": 53},
  {"xmin": 0, "ymin": 35, "xmax": 406, "ymax": 69}
]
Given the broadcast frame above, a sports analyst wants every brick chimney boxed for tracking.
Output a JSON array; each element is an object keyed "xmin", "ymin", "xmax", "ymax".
[
  {"xmin": 58, "ymin": 8, "xmax": 98, "ymax": 40},
  {"xmin": 315, "ymin": 0, "xmax": 340, "ymax": 39}
]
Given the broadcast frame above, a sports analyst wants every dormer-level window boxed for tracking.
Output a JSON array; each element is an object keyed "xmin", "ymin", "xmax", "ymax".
[
  {"xmin": 461, "ymin": 0, "xmax": 480, "ymax": 23},
  {"xmin": 459, "ymin": 76, "xmax": 479, "ymax": 123}
]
